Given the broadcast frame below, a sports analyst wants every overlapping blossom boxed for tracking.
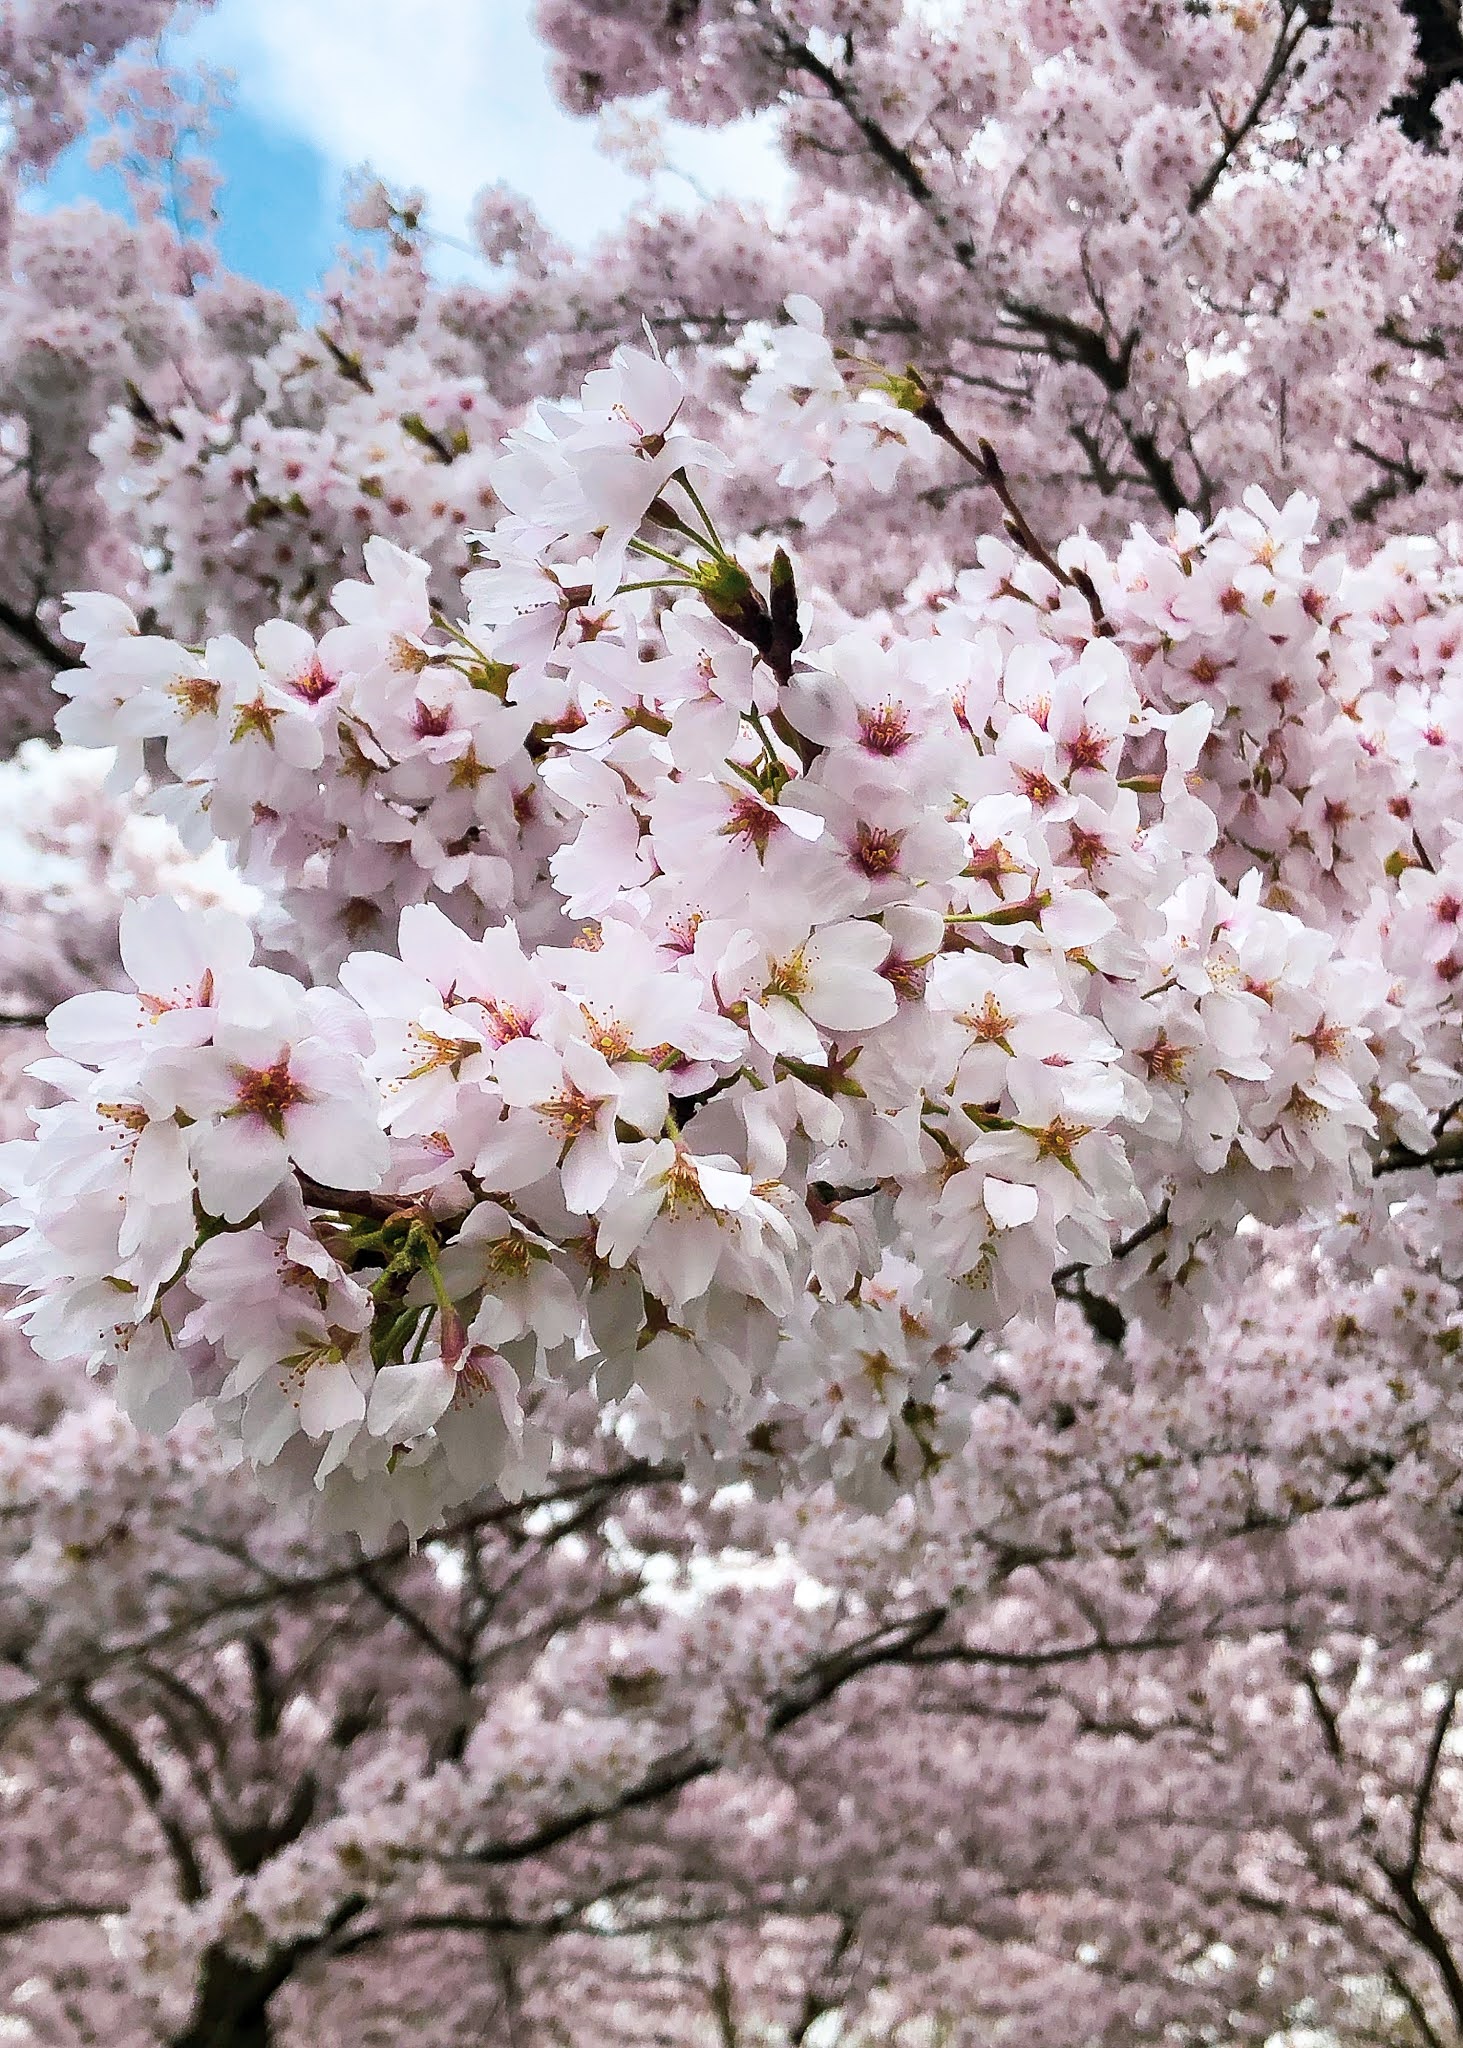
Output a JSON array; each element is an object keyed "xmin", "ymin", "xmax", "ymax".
[{"xmin": 4, "ymin": 320, "xmax": 1462, "ymax": 1536}]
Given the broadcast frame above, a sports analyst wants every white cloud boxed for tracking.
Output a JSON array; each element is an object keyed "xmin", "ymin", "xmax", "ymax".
[{"xmin": 184, "ymin": 0, "xmax": 788, "ymax": 252}]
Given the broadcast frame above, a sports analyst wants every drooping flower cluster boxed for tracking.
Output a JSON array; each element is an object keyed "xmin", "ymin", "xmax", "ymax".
[{"xmin": 7, "ymin": 316, "xmax": 1463, "ymax": 1535}]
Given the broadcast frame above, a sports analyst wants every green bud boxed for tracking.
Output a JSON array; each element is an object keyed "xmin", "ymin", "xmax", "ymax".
[{"xmin": 877, "ymin": 370, "xmax": 929, "ymax": 415}]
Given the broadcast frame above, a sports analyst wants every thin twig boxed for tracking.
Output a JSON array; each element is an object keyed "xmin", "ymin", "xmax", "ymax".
[{"xmin": 909, "ymin": 385, "xmax": 1113, "ymax": 636}]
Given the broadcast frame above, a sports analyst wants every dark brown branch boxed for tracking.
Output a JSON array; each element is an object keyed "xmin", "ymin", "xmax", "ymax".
[
  {"xmin": 1385, "ymin": 1962, "xmax": 1446, "ymax": 2048},
  {"xmin": 908, "ymin": 1628, "xmax": 1199, "ymax": 1671},
  {"xmin": 465, "ymin": 1609, "xmax": 950, "ymax": 1870},
  {"xmin": 784, "ymin": 39, "xmax": 968, "ymax": 250},
  {"xmin": 1301, "ymin": 1669, "xmax": 1345, "ymax": 1764},
  {"xmin": 357, "ymin": 1561, "xmax": 473, "ymax": 1684},
  {"xmin": 1403, "ymin": 1688, "xmax": 1456, "ymax": 1887},
  {"xmin": 909, "ymin": 398, "xmax": 1112, "ymax": 635},
  {"xmin": 1048, "ymin": 1204, "xmax": 1172, "ymax": 1344},
  {"xmin": 1001, "ymin": 303, "xmax": 1191, "ymax": 516},
  {"xmin": 0, "ymin": 595, "xmax": 70, "ymax": 677},
  {"xmin": 66, "ymin": 1687, "xmax": 207, "ymax": 1904},
  {"xmin": 1, "ymin": 1463, "xmax": 681, "ymax": 1733},
  {"xmin": 1391, "ymin": 0, "xmax": 1463, "ymax": 147},
  {"xmin": 1375, "ymin": 1131, "xmax": 1463, "ymax": 1176},
  {"xmin": 779, "ymin": 35, "xmax": 1195, "ymax": 521},
  {"xmin": 709, "ymin": 1958, "xmax": 739, "ymax": 2048},
  {"xmin": 1187, "ymin": 3, "xmax": 1315, "ymax": 214},
  {"xmin": 1378, "ymin": 1856, "xmax": 1463, "ymax": 2033},
  {"xmin": 790, "ymin": 1920, "xmax": 857, "ymax": 2048},
  {"xmin": 0, "ymin": 1899, "xmax": 119, "ymax": 1935}
]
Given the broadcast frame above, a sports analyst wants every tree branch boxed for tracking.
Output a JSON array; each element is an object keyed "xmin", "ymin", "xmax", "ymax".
[
  {"xmin": 66, "ymin": 1687, "xmax": 207, "ymax": 1904},
  {"xmin": 0, "ymin": 594, "xmax": 70, "ymax": 677},
  {"xmin": 1187, "ymin": 3, "xmax": 1315, "ymax": 214}
]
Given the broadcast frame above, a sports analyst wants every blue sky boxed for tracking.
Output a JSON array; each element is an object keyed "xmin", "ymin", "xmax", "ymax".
[{"xmin": 35, "ymin": 0, "xmax": 785, "ymax": 303}]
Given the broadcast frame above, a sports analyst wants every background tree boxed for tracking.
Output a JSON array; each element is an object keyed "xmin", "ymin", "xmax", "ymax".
[
  {"xmin": 11, "ymin": 6, "xmax": 1463, "ymax": 2045},
  {"xmin": 28, "ymin": 0, "xmax": 1463, "ymax": 726},
  {"xmin": 7, "ymin": 1202, "xmax": 1463, "ymax": 2043}
]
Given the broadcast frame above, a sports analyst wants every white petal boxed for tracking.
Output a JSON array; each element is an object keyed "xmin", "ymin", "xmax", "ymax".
[
  {"xmin": 366, "ymin": 1358, "xmax": 455, "ymax": 1439},
  {"xmin": 984, "ymin": 1177, "xmax": 1040, "ymax": 1230},
  {"xmin": 298, "ymin": 1358, "xmax": 367, "ymax": 1437},
  {"xmin": 191, "ymin": 1119, "xmax": 289, "ymax": 1222},
  {"xmin": 287, "ymin": 1099, "xmax": 389, "ymax": 1192}
]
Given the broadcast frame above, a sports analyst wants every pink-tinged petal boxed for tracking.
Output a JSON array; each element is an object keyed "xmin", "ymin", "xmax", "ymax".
[
  {"xmin": 146, "ymin": 1046, "xmax": 238, "ymax": 1122},
  {"xmin": 777, "ymin": 802, "xmax": 826, "ymax": 841},
  {"xmin": 286, "ymin": 1040, "xmax": 373, "ymax": 1104},
  {"xmin": 284, "ymin": 1229, "xmax": 342, "ymax": 1281},
  {"xmin": 596, "ymin": 1182, "xmax": 664, "ymax": 1268},
  {"xmin": 190, "ymin": 1119, "xmax": 290, "ymax": 1222},
  {"xmin": 1162, "ymin": 702, "xmax": 1214, "ymax": 777},
  {"xmin": 748, "ymin": 996, "xmax": 826, "ymax": 1065},
  {"xmin": 560, "ymin": 1038, "xmax": 620, "ymax": 1098},
  {"xmin": 560, "ymin": 1131, "xmax": 621, "ymax": 1214},
  {"xmin": 298, "ymin": 1358, "xmax": 367, "ymax": 1438},
  {"xmin": 1041, "ymin": 892, "xmax": 1118, "ymax": 949},
  {"xmin": 642, "ymin": 1214, "xmax": 724, "ymax": 1307},
  {"xmin": 802, "ymin": 926, "xmax": 897, "ymax": 1031},
  {"xmin": 121, "ymin": 897, "xmax": 254, "ymax": 1002},
  {"xmin": 118, "ymin": 898, "xmax": 199, "ymax": 999},
  {"xmin": 275, "ymin": 715, "xmax": 326, "ymax": 770},
  {"xmin": 286, "ymin": 1099, "xmax": 389, "ymax": 1193},
  {"xmin": 802, "ymin": 971, "xmax": 897, "ymax": 1031},
  {"xmin": 492, "ymin": 1036, "xmax": 565, "ymax": 1106},
  {"xmin": 240, "ymin": 1379, "xmax": 299, "ymax": 1465},
  {"xmin": 337, "ymin": 950, "xmax": 433, "ymax": 1018},
  {"xmin": 614, "ymin": 1063, "xmax": 668, "ymax": 1135},
  {"xmin": 125, "ymin": 1118, "xmax": 193, "ymax": 1208},
  {"xmin": 439, "ymin": 1352, "xmax": 521, "ymax": 1491},
  {"xmin": 366, "ymin": 1358, "xmax": 456, "ymax": 1439},
  {"xmin": 473, "ymin": 1109, "xmax": 560, "ymax": 1193},
  {"xmin": 46, "ymin": 991, "xmax": 150, "ymax": 1062},
  {"xmin": 695, "ymin": 1161, "xmax": 752, "ymax": 1212}
]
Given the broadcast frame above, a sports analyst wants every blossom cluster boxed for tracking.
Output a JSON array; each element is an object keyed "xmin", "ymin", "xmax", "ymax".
[
  {"xmin": 4, "ymin": 317, "xmax": 1461, "ymax": 1535},
  {"xmin": 738, "ymin": 294, "xmax": 941, "ymax": 527}
]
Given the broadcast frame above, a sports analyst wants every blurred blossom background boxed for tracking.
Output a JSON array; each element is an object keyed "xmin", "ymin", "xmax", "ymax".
[{"xmin": 32, "ymin": 0, "xmax": 788, "ymax": 297}]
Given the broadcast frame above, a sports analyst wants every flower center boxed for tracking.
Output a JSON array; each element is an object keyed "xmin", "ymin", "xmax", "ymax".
[
  {"xmin": 391, "ymin": 634, "xmax": 430, "ymax": 674},
  {"xmin": 536, "ymin": 1082, "xmax": 603, "ymax": 1139},
  {"xmin": 287, "ymin": 656, "xmax": 336, "ymax": 704},
  {"xmin": 1066, "ymin": 825, "xmax": 1109, "ymax": 873},
  {"xmin": 854, "ymin": 821, "xmax": 904, "ymax": 876},
  {"xmin": 1063, "ymin": 724, "xmax": 1111, "ymax": 775},
  {"xmin": 663, "ymin": 1148, "xmax": 711, "ymax": 1216},
  {"xmin": 857, "ymin": 701, "xmax": 911, "ymax": 755},
  {"xmin": 413, "ymin": 698, "xmax": 453, "ymax": 739},
  {"xmin": 1031, "ymin": 1116, "xmax": 1090, "ymax": 1166},
  {"xmin": 1016, "ymin": 764, "xmax": 1061, "ymax": 808},
  {"xmin": 168, "ymin": 675, "xmax": 221, "ymax": 720},
  {"xmin": 1141, "ymin": 1033, "xmax": 1187, "ymax": 1082},
  {"xmin": 960, "ymin": 992, "xmax": 1014, "ymax": 1044},
  {"xmin": 579, "ymin": 1006, "xmax": 632, "ymax": 1062},
  {"xmin": 406, "ymin": 1026, "xmax": 481, "ymax": 1079},
  {"xmin": 484, "ymin": 1234, "xmax": 533, "ymax": 1278},
  {"xmin": 722, "ymin": 794, "xmax": 780, "ymax": 856},
  {"xmin": 233, "ymin": 1055, "xmax": 308, "ymax": 1135},
  {"xmin": 478, "ymin": 999, "xmax": 534, "ymax": 1047},
  {"xmin": 765, "ymin": 950, "xmax": 811, "ymax": 1002},
  {"xmin": 1297, "ymin": 1018, "xmax": 1347, "ymax": 1062},
  {"xmin": 231, "ymin": 693, "xmax": 282, "ymax": 746}
]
